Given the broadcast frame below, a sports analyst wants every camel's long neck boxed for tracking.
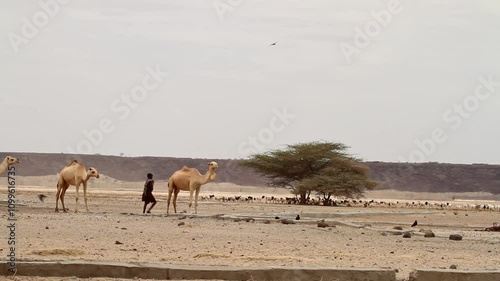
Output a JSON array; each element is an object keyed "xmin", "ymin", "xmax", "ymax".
[
  {"xmin": 201, "ymin": 168, "xmax": 215, "ymax": 184},
  {"xmin": 0, "ymin": 160, "xmax": 7, "ymax": 175},
  {"xmin": 85, "ymin": 173, "xmax": 91, "ymax": 182}
]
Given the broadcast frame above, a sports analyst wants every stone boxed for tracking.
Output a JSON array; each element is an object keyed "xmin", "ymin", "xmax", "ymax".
[
  {"xmin": 424, "ymin": 231, "xmax": 435, "ymax": 238},
  {"xmin": 403, "ymin": 232, "xmax": 411, "ymax": 238},
  {"xmin": 449, "ymin": 234, "xmax": 463, "ymax": 241}
]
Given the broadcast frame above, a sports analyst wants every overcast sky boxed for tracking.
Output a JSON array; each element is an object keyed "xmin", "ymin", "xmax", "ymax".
[{"xmin": 1, "ymin": 0, "xmax": 499, "ymax": 164}]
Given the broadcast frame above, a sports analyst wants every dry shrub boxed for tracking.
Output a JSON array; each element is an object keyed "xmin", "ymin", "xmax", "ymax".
[
  {"xmin": 31, "ymin": 248, "xmax": 84, "ymax": 256},
  {"xmin": 193, "ymin": 253, "xmax": 230, "ymax": 259}
]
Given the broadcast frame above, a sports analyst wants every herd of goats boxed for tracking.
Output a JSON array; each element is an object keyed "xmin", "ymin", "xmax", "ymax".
[{"xmin": 198, "ymin": 194, "xmax": 500, "ymax": 212}]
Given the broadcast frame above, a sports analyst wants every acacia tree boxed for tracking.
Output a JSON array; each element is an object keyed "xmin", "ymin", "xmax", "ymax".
[
  {"xmin": 239, "ymin": 141, "xmax": 352, "ymax": 204},
  {"xmin": 297, "ymin": 157, "xmax": 378, "ymax": 205}
]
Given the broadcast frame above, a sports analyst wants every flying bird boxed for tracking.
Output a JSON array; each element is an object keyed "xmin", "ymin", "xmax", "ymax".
[
  {"xmin": 411, "ymin": 220, "xmax": 418, "ymax": 227},
  {"xmin": 38, "ymin": 194, "xmax": 47, "ymax": 202},
  {"xmin": 269, "ymin": 41, "xmax": 278, "ymax": 46}
]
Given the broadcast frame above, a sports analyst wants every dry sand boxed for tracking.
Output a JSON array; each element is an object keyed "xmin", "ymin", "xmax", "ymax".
[{"xmin": 1, "ymin": 177, "xmax": 500, "ymax": 281}]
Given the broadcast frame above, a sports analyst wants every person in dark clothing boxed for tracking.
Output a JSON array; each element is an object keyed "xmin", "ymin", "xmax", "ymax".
[{"xmin": 142, "ymin": 173, "xmax": 156, "ymax": 213}]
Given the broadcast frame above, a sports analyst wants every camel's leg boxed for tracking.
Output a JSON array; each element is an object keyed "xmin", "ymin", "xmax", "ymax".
[
  {"xmin": 75, "ymin": 183, "xmax": 80, "ymax": 213},
  {"xmin": 60, "ymin": 186, "xmax": 69, "ymax": 213},
  {"xmin": 83, "ymin": 182, "xmax": 89, "ymax": 212},
  {"xmin": 167, "ymin": 183, "xmax": 173, "ymax": 215},
  {"xmin": 188, "ymin": 187, "xmax": 195, "ymax": 213},
  {"xmin": 55, "ymin": 182, "xmax": 62, "ymax": 212},
  {"xmin": 194, "ymin": 187, "xmax": 201, "ymax": 214},
  {"xmin": 173, "ymin": 189, "xmax": 180, "ymax": 214}
]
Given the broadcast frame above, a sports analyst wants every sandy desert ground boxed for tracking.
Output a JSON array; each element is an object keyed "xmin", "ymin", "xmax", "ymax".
[{"xmin": 1, "ymin": 177, "xmax": 500, "ymax": 281}]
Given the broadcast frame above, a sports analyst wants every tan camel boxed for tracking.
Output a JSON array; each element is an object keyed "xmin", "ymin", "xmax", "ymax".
[
  {"xmin": 0, "ymin": 156, "xmax": 20, "ymax": 175},
  {"xmin": 55, "ymin": 160, "xmax": 100, "ymax": 213},
  {"xmin": 167, "ymin": 161, "xmax": 218, "ymax": 215}
]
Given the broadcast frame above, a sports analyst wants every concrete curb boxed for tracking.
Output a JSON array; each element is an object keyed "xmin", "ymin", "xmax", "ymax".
[
  {"xmin": 0, "ymin": 260, "xmax": 396, "ymax": 281},
  {"xmin": 409, "ymin": 269, "xmax": 500, "ymax": 281}
]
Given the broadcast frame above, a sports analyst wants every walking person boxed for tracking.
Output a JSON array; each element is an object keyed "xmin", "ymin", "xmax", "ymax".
[{"xmin": 142, "ymin": 173, "xmax": 157, "ymax": 213}]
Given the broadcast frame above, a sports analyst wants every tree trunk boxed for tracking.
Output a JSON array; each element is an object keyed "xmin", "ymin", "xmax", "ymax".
[{"xmin": 299, "ymin": 192, "xmax": 307, "ymax": 204}]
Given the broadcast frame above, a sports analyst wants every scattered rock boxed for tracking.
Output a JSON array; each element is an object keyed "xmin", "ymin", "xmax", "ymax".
[
  {"xmin": 281, "ymin": 219, "xmax": 296, "ymax": 225},
  {"xmin": 178, "ymin": 222, "xmax": 185, "ymax": 226},
  {"xmin": 402, "ymin": 232, "xmax": 411, "ymax": 238},
  {"xmin": 45, "ymin": 226, "xmax": 49, "ymax": 229},
  {"xmin": 453, "ymin": 211, "xmax": 458, "ymax": 215},
  {"xmin": 121, "ymin": 227, "xmax": 127, "ymax": 230},
  {"xmin": 317, "ymin": 222, "xmax": 329, "ymax": 228},
  {"xmin": 424, "ymin": 231, "xmax": 435, "ymax": 238},
  {"xmin": 245, "ymin": 218, "xmax": 255, "ymax": 223},
  {"xmin": 233, "ymin": 218, "xmax": 241, "ymax": 222},
  {"xmin": 381, "ymin": 232, "xmax": 388, "ymax": 236},
  {"xmin": 449, "ymin": 234, "xmax": 463, "ymax": 241},
  {"xmin": 393, "ymin": 226, "xmax": 403, "ymax": 230},
  {"xmin": 394, "ymin": 269, "xmax": 399, "ymax": 273},
  {"xmin": 263, "ymin": 220, "xmax": 271, "ymax": 224},
  {"xmin": 115, "ymin": 241, "xmax": 123, "ymax": 245},
  {"xmin": 178, "ymin": 216, "xmax": 187, "ymax": 220},
  {"xmin": 450, "ymin": 264, "xmax": 458, "ymax": 269},
  {"xmin": 274, "ymin": 216, "xmax": 280, "ymax": 219}
]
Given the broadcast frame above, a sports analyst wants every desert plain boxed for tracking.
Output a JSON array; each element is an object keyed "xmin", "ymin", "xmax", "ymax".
[{"xmin": 1, "ymin": 176, "xmax": 500, "ymax": 281}]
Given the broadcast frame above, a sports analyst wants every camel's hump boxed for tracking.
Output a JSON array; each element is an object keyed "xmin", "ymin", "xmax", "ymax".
[{"xmin": 181, "ymin": 166, "xmax": 191, "ymax": 172}]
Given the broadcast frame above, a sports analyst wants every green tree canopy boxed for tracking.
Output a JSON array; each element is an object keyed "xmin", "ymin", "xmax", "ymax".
[
  {"xmin": 297, "ymin": 157, "xmax": 378, "ymax": 204},
  {"xmin": 239, "ymin": 141, "xmax": 377, "ymax": 204}
]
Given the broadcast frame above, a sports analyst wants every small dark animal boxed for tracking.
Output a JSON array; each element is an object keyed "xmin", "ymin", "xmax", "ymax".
[
  {"xmin": 411, "ymin": 220, "xmax": 418, "ymax": 227},
  {"xmin": 295, "ymin": 215, "xmax": 300, "ymax": 220},
  {"xmin": 38, "ymin": 194, "xmax": 47, "ymax": 202}
]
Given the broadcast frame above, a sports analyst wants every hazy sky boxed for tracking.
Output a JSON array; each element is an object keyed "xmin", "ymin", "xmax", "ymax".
[{"xmin": 1, "ymin": 0, "xmax": 499, "ymax": 164}]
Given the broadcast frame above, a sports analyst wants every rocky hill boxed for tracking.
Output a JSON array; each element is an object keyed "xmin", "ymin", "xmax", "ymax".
[{"xmin": 1, "ymin": 152, "xmax": 499, "ymax": 194}]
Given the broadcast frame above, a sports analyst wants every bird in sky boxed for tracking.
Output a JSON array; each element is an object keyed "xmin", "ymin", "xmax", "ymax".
[
  {"xmin": 411, "ymin": 220, "xmax": 418, "ymax": 227},
  {"xmin": 269, "ymin": 41, "xmax": 278, "ymax": 46}
]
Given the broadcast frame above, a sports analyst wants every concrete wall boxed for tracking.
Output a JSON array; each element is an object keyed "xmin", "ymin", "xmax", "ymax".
[
  {"xmin": 1, "ymin": 261, "xmax": 395, "ymax": 281},
  {"xmin": 3, "ymin": 261, "xmax": 500, "ymax": 281},
  {"xmin": 409, "ymin": 269, "xmax": 500, "ymax": 281}
]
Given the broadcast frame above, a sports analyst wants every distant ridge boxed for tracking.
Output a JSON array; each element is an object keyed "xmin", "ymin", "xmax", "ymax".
[{"xmin": 1, "ymin": 152, "xmax": 499, "ymax": 194}]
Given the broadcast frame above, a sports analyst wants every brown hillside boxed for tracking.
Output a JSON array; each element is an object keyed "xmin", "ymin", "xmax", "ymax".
[{"xmin": 1, "ymin": 153, "xmax": 499, "ymax": 194}]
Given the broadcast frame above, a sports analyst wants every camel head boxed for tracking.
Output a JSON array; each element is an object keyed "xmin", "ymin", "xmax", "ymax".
[
  {"xmin": 87, "ymin": 167, "xmax": 100, "ymax": 179},
  {"xmin": 5, "ymin": 156, "xmax": 20, "ymax": 165},
  {"xmin": 207, "ymin": 161, "xmax": 218, "ymax": 180},
  {"xmin": 208, "ymin": 161, "xmax": 218, "ymax": 170}
]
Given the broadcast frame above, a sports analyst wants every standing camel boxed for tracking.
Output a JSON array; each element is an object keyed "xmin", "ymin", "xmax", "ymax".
[
  {"xmin": 167, "ymin": 161, "xmax": 218, "ymax": 215},
  {"xmin": 0, "ymin": 156, "xmax": 20, "ymax": 175},
  {"xmin": 55, "ymin": 160, "xmax": 100, "ymax": 213}
]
